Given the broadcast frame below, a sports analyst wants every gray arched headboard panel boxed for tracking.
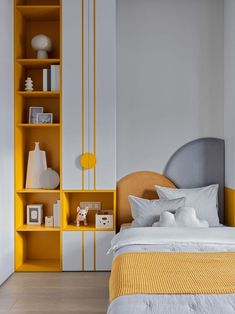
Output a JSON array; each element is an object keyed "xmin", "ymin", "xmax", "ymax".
[{"xmin": 163, "ymin": 138, "xmax": 225, "ymax": 223}]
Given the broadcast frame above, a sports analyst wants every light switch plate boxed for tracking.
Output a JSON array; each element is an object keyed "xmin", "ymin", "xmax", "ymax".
[{"xmin": 80, "ymin": 201, "xmax": 101, "ymax": 211}]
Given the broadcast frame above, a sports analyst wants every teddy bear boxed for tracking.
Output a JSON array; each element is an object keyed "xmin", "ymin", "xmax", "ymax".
[{"xmin": 75, "ymin": 206, "xmax": 89, "ymax": 227}]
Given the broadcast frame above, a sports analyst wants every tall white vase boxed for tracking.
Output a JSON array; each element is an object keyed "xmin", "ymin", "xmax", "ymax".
[{"xmin": 26, "ymin": 142, "xmax": 47, "ymax": 189}]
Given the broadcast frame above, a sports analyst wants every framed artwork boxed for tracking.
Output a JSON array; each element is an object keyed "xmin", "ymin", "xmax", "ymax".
[
  {"xmin": 36, "ymin": 113, "xmax": 53, "ymax": 124},
  {"xmin": 29, "ymin": 107, "xmax": 43, "ymax": 124},
  {"xmin": 27, "ymin": 204, "xmax": 43, "ymax": 225}
]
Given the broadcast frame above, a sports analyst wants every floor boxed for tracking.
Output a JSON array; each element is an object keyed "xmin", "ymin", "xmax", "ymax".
[{"xmin": 0, "ymin": 272, "xmax": 110, "ymax": 314}]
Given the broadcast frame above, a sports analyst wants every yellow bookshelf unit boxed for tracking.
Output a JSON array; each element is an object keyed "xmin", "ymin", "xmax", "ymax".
[{"xmin": 14, "ymin": 0, "xmax": 62, "ymax": 272}]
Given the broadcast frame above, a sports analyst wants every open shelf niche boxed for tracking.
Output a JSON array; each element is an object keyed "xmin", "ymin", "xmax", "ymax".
[{"xmin": 62, "ymin": 191, "xmax": 116, "ymax": 231}]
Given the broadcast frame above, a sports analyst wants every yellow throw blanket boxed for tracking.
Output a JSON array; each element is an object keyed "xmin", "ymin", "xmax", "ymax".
[{"xmin": 110, "ymin": 252, "xmax": 235, "ymax": 302}]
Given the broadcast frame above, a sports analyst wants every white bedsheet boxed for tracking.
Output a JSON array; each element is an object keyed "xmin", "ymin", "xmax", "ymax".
[{"xmin": 107, "ymin": 227, "xmax": 235, "ymax": 314}]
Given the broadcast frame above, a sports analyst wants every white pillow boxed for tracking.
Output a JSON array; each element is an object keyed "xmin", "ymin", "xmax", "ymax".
[
  {"xmin": 155, "ymin": 184, "xmax": 219, "ymax": 226},
  {"xmin": 128, "ymin": 195, "xmax": 185, "ymax": 227},
  {"xmin": 152, "ymin": 207, "xmax": 209, "ymax": 228}
]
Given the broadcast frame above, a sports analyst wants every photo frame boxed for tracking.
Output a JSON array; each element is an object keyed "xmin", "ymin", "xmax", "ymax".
[
  {"xmin": 27, "ymin": 204, "xmax": 43, "ymax": 225},
  {"xmin": 29, "ymin": 107, "xmax": 44, "ymax": 124},
  {"xmin": 36, "ymin": 113, "xmax": 53, "ymax": 124}
]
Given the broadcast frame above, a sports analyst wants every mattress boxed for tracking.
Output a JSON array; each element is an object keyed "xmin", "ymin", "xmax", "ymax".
[{"xmin": 107, "ymin": 227, "xmax": 235, "ymax": 314}]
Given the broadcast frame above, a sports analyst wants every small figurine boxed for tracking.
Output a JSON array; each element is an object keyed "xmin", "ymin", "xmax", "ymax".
[
  {"xmin": 75, "ymin": 206, "xmax": 89, "ymax": 227},
  {"xmin": 25, "ymin": 77, "xmax": 34, "ymax": 91}
]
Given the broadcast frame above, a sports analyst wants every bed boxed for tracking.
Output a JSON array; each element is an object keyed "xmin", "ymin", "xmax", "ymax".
[{"xmin": 107, "ymin": 138, "xmax": 235, "ymax": 314}]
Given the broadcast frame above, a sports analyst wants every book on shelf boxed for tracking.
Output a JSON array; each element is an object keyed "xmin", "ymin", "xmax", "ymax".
[
  {"xmin": 53, "ymin": 200, "xmax": 60, "ymax": 227},
  {"xmin": 43, "ymin": 69, "xmax": 51, "ymax": 91},
  {"xmin": 42, "ymin": 65, "xmax": 60, "ymax": 92},
  {"xmin": 51, "ymin": 65, "xmax": 60, "ymax": 91}
]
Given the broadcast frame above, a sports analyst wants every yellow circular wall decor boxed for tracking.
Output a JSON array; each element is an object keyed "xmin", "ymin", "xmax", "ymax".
[{"xmin": 80, "ymin": 153, "xmax": 96, "ymax": 169}]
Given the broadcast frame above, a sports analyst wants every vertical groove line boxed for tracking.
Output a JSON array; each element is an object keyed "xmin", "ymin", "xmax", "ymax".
[
  {"xmin": 82, "ymin": 0, "xmax": 85, "ymax": 190},
  {"xmin": 82, "ymin": 231, "xmax": 84, "ymax": 271},
  {"xmin": 93, "ymin": 0, "xmax": 97, "ymax": 190}
]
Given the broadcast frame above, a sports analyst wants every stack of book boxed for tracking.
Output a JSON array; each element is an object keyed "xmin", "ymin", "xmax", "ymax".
[{"xmin": 43, "ymin": 65, "xmax": 60, "ymax": 91}]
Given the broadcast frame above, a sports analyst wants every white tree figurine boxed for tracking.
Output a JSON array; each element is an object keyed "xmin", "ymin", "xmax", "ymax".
[{"xmin": 25, "ymin": 77, "xmax": 34, "ymax": 92}]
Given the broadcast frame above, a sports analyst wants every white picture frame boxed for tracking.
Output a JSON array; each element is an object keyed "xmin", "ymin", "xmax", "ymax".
[
  {"xmin": 36, "ymin": 113, "xmax": 53, "ymax": 124},
  {"xmin": 27, "ymin": 204, "xmax": 43, "ymax": 225},
  {"xmin": 29, "ymin": 107, "xmax": 44, "ymax": 124}
]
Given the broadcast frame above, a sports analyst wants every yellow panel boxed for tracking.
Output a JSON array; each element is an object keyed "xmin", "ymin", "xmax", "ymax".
[
  {"xmin": 15, "ymin": 231, "xmax": 26, "ymax": 269},
  {"xmin": 16, "ymin": 259, "xmax": 61, "ymax": 272},
  {"xmin": 16, "ymin": 0, "xmax": 60, "ymax": 5},
  {"xmin": 225, "ymin": 187, "xmax": 235, "ymax": 226},
  {"xmin": 16, "ymin": 5, "xmax": 60, "ymax": 21},
  {"xmin": 26, "ymin": 232, "xmax": 60, "ymax": 260}
]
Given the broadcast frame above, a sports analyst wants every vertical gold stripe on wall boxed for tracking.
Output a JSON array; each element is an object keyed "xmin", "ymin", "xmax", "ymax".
[
  {"xmin": 93, "ymin": 0, "xmax": 97, "ymax": 190},
  {"xmin": 82, "ymin": 0, "xmax": 85, "ymax": 190}
]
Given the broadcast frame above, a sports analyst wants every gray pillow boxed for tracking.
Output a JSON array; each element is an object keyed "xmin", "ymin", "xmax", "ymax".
[
  {"xmin": 155, "ymin": 184, "xmax": 219, "ymax": 226},
  {"xmin": 128, "ymin": 195, "xmax": 185, "ymax": 227}
]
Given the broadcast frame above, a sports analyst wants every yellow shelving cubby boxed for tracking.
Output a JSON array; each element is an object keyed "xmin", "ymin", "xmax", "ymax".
[
  {"xmin": 14, "ymin": 0, "xmax": 62, "ymax": 272},
  {"xmin": 62, "ymin": 190, "xmax": 116, "ymax": 232}
]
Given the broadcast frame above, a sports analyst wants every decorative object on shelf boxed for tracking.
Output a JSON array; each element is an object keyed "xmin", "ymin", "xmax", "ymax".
[
  {"xmin": 40, "ymin": 168, "xmax": 60, "ymax": 190},
  {"xmin": 29, "ymin": 107, "xmax": 44, "ymax": 124},
  {"xmin": 27, "ymin": 204, "xmax": 43, "ymax": 225},
  {"xmin": 45, "ymin": 216, "xmax": 54, "ymax": 227},
  {"xmin": 80, "ymin": 153, "xmax": 96, "ymax": 169},
  {"xmin": 75, "ymin": 206, "xmax": 89, "ymax": 227},
  {"xmin": 25, "ymin": 77, "xmax": 34, "ymax": 92},
  {"xmin": 80, "ymin": 201, "xmax": 101, "ymax": 211},
  {"xmin": 36, "ymin": 113, "xmax": 53, "ymax": 124},
  {"xmin": 31, "ymin": 34, "xmax": 52, "ymax": 59},
  {"xmin": 53, "ymin": 200, "xmax": 60, "ymax": 227},
  {"xmin": 95, "ymin": 210, "xmax": 113, "ymax": 229},
  {"xmin": 26, "ymin": 142, "xmax": 47, "ymax": 189}
]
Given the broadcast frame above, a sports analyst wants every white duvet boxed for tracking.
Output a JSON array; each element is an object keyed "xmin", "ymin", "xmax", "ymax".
[{"xmin": 107, "ymin": 227, "xmax": 235, "ymax": 314}]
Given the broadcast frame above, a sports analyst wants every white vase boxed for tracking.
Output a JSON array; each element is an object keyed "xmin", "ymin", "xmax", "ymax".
[
  {"xmin": 26, "ymin": 142, "xmax": 47, "ymax": 189},
  {"xmin": 40, "ymin": 168, "xmax": 60, "ymax": 190}
]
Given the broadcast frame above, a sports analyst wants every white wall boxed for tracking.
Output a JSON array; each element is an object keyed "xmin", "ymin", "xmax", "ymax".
[
  {"xmin": 0, "ymin": 0, "xmax": 14, "ymax": 285},
  {"xmin": 117, "ymin": 0, "xmax": 224, "ymax": 180},
  {"xmin": 224, "ymin": 0, "xmax": 235, "ymax": 189}
]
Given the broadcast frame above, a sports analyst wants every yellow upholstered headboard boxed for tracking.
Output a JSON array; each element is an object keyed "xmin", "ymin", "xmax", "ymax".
[{"xmin": 117, "ymin": 171, "xmax": 176, "ymax": 230}]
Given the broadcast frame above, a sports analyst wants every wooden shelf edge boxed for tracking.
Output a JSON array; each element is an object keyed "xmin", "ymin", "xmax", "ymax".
[
  {"xmin": 17, "ymin": 224, "xmax": 60, "ymax": 232},
  {"xmin": 17, "ymin": 123, "xmax": 61, "ymax": 128},
  {"xmin": 63, "ymin": 190, "xmax": 116, "ymax": 193},
  {"xmin": 16, "ymin": 189, "xmax": 61, "ymax": 194},
  {"xmin": 15, "ymin": 259, "xmax": 61, "ymax": 272},
  {"xmin": 16, "ymin": 59, "xmax": 60, "ymax": 68},
  {"xmin": 16, "ymin": 91, "xmax": 60, "ymax": 98},
  {"xmin": 16, "ymin": 5, "xmax": 60, "ymax": 9},
  {"xmin": 63, "ymin": 224, "xmax": 115, "ymax": 232}
]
